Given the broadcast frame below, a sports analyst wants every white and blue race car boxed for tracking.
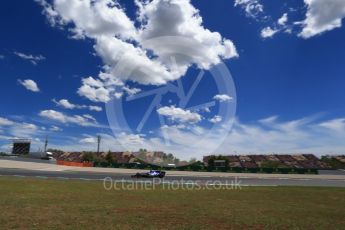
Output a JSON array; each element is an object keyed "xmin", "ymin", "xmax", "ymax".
[{"xmin": 131, "ymin": 170, "xmax": 166, "ymax": 178}]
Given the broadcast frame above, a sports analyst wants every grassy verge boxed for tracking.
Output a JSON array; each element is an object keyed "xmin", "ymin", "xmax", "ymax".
[{"xmin": 0, "ymin": 176, "xmax": 344, "ymax": 229}]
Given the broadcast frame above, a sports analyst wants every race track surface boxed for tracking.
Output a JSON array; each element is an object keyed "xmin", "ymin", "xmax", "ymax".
[{"xmin": 1, "ymin": 157, "xmax": 345, "ymax": 187}]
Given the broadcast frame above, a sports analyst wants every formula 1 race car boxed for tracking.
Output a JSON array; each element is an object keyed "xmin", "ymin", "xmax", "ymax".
[{"xmin": 131, "ymin": 170, "xmax": 166, "ymax": 178}]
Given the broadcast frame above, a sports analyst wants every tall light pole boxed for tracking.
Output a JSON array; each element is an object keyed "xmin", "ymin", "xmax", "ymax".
[
  {"xmin": 97, "ymin": 135, "xmax": 101, "ymax": 154},
  {"xmin": 44, "ymin": 136, "xmax": 48, "ymax": 152}
]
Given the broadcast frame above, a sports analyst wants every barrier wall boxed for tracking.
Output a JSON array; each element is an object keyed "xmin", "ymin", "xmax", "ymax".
[{"xmin": 57, "ymin": 160, "xmax": 93, "ymax": 167}]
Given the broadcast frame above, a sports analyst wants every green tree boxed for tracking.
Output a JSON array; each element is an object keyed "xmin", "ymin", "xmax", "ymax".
[
  {"xmin": 105, "ymin": 151, "xmax": 115, "ymax": 164},
  {"xmin": 82, "ymin": 152, "xmax": 95, "ymax": 162},
  {"xmin": 173, "ymin": 157, "xmax": 180, "ymax": 165},
  {"xmin": 320, "ymin": 156, "xmax": 345, "ymax": 169},
  {"xmin": 208, "ymin": 156, "xmax": 215, "ymax": 167},
  {"xmin": 189, "ymin": 158, "xmax": 197, "ymax": 164}
]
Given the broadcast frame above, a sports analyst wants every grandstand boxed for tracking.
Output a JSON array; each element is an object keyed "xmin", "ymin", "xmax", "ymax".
[
  {"xmin": 203, "ymin": 154, "xmax": 333, "ymax": 169},
  {"xmin": 51, "ymin": 151, "xmax": 136, "ymax": 164},
  {"xmin": 48, "ymin": 150, "xmax": 345, "ymax": 170}
]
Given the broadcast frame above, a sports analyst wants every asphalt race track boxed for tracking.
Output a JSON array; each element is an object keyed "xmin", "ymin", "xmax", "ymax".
[
  {"xmin": 0, "ymin": 157, "xmax": 345, "ymax": 187},
  {"xmin": 1, "ymin": 168, "xmax": 345, "ymax": 187}
]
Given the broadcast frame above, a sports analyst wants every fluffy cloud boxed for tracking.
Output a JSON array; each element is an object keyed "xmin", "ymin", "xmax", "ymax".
[
  {"xmin": 50, "ymin": 125, "xmax": 62, "ymax": 132},
  {"xmin": 53, "ymin": 99, "xmax": 75, "ymax": 109},
  {"xmin": 14, "ymin": 52, "xmax": 45, "ymax": 65},
  {"xmin": 47, "ymin": 132, "xmax": 147, "ymax": 152},
  {"xmin": 18, "ymin": 79, "xmax": 40, "ymax": 92},
  {"xmin": 39, "ymin": 0, "xmax": 137, "ymax": 39},
  {"xmin": 79, "ymin": 137, "xmax": 97, "ymax": 144},
  {"xmin": 213, "ymin": 94, "xmax": 233, "ymax": 102},
  {"xmin": 136, "ymin": 0, "xmax": 238, "ymax": 68},
  {"xmin": 0, "ymin": 117, "xmax": 15, "ymax": 126},
  {"xmin": 39, "ymin": 110, "xmax": 100, "ymax": 127},
  {"xmin": 240, "ymin": 0, "xmax": 345, "ymax": 39},
  {"xmin": 158, "ymin": 115, "xmax": 345, "ymax": 158},
  {"xmin": 9, "ymin": 123, "xmax": 39, "ymax": 139},
  {"xmin": 209, "ymin": 115, "xmax": 222, "ymax": 124},
  {"xmin": 278, "ymin": 13, "xmax": 288, "ymax": 26},
  {"xmin": 53, "ymin": 98, "xmax": 103, "ymax": 112},
  {"xmin": 260, "ymin": 13, "xmax": 288, "ymax": 39},
  {"xmin": 0, "ymin": 116, "xmax": 63, "ymax": 151},
  {"xmin": 39, "ymin": 110, "xmax": 66, "ymax": 123},
  {"xmin": 122, "ymin": 86, "xmax": 142, "ymax": 96},
  {"xmin": 116, "ymin": 132, "xmax": 145, "ymax": 147},
  {"xmin": 37, "ymin": 0, "xmax": 238, "ymax": 102},
  {"xmin": 234, "ymin": 0, "xmax": 288, "ymax": 39},
  {"xmin": 234, "ymin": 2, "xmax": 289, "ymax": 39},
  {"xmin": 77, "ymin": 77, "xmax": 143, "ymax": 102},
  {"xmin": 89, "ymin": 106, "xmax": 103, "ymax": 112},
  {"xmin": 318, "ymin": 118, "xmax": 345, "ymax": 132},
  {"xmin": 217, "ymin": 116, "xmax": 345, "ymax": 155},
  {"xmin": 82, "ymin": 114, "xmax": 97, "ymax": 122},
  {"xmin": 0, "ymin": 118, "xmax": 40, "ymax": 139},
  {"xmin": 299, "ymin": 0, "xmax": 345, "ymax": 38},
  {"xmin": 77, "ymin": 77, "xmax": 111, "ymax": 102},
  {"xmin": 234, "ymin": 0, "xmax": 264, "ymax": 19},
  {"xmin": 20, "ymin": 123, "xmax": 38, "ymax": 130},
  {"xmin": 157, "ymin": 106, "xmax": 202, "ymax": 123},
  {"xmin": 0, "ymin": 117, "xmax": 38, "ymax": 133},
  {"xmin": 260, "ymin": 26, "xmax": 279, "ymax": 38}
]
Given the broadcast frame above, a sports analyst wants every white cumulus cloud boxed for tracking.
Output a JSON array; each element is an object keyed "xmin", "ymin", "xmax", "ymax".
[
  {"xmin": 213, "ymin": 94, "xmax": 233, "ymax": 102},
  {"xmin": 234, "ymin": 0, "xmax": 264, "ymax": 19},
  {"xmin": 53, "ymin": 99, "xmax": 76, "ymax": 109},
  {"xmin": 122, "ymin": 86, "xmax": 142, "ymax": 96},
  {"xmin": 36, "ymin": 0, "xmax": 238, "ymax": 102},
  {"xmin": 0, "ymin": 117, "xmax": 15, "ymax": 126},
  {"xmin": 89, "ymin": 105, "xmax": 103, "ymax": 112},
  {"xmin": 209, "ymin": 115, "xmax": 222, "ymax": 124},
  {"xmin": 77, "ymin": 77, "xmax": 111, "ymax": 103},
  {"xmin": 53, "ymin": 98, "xmax": 103, "ymax": 112},
  {"xmin": 278, "ymin": 13, "xmax": 288, "ymax": 26},
  {"xmin": 79, "ymin": 137, "xmax": 97, "ymax": 144},
  {"xmin": 299, "ymin": 0, "xmax": 345, "ymax": 38},
  {"xmin": 242, "ymin": 0, "xmax": 345, "ymax": 39},
  {"xmin": 260, "ymin": 26, "xmax": 279, "ymax": 38},
  {"xmin": 18, "ymin": 79, "xmax": 40, "ymax": 92},
  {"xmin": 157, "ymin": 106, "xmax": 202, "ymax": 124},
  {"xmin": 50, "ymin": 125, "xmax": 62, "ymax": 132},
  {"xmin": 39, "ymin": 110, "xmax": 100, "ymax": 127}
]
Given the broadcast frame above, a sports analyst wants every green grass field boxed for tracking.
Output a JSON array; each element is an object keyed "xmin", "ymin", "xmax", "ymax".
[{"xmin": 0, "ymin": 177, "xmax": 344, "ymax": 230}]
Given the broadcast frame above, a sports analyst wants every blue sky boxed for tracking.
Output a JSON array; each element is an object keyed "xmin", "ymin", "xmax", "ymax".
[{"xmin": 0, "ymin": 0, "xmax": 345, "ymax": 159}]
